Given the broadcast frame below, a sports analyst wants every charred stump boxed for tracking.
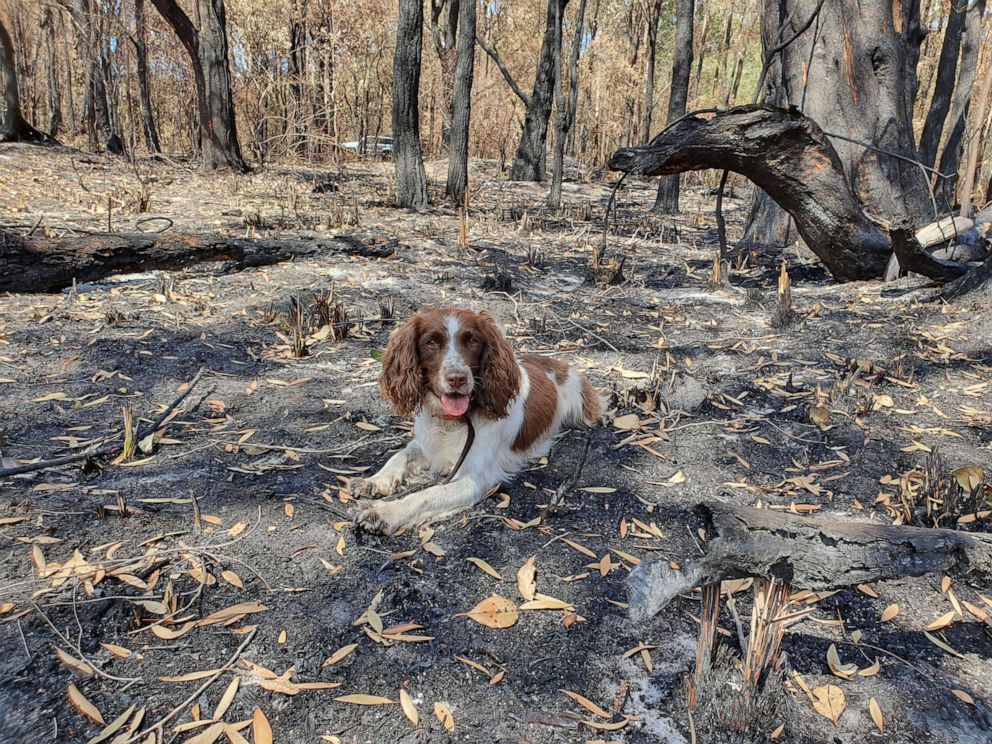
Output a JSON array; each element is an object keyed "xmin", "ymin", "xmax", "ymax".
[{"xmin": 608, "ymin": 106, "xmax": 968, "ymax": 282}]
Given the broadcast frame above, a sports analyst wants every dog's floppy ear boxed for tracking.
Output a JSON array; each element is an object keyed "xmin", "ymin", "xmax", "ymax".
[
  {"xmin": 379, "ymin": 314, "xmax": 422, "ymax": 417},
  {"xmin": 474, "ymin": 312, "xmax": 520, "ymax": 419}
]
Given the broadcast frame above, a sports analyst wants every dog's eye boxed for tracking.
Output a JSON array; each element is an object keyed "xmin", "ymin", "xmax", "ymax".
[
  {"xmin": 466, "ymin": 336, "xmax": 481, "ymax": 348},
  {"xmin": 424, "ymin": 338, "xmax": 440, "ymax": 348}
]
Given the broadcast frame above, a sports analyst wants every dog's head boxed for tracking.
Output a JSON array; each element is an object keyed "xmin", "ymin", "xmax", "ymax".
[{"xmin": 379, "ymin": 308, "xmax": 520, "ymax": 419}]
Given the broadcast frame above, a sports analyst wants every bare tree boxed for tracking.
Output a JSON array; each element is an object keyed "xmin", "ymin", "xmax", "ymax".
[
  {"xmin": 150, "ymin": 0, "xmax": 248, "ymax": 172},
  {"xmin": 511, "ymin": 0, "xmax": 569, "ymax": 182},
  {"xmin": 917, "ymin": 0, "xmax": 967, "ymax": 171},
  {"xmin": 393, "ymin": 0, "xmax": 429, "ymax": 208},
  {"xmin": 132, "ymin": 0, "xmax": 161, "ymax": 153},
  {"xmin": 653, "ymin": 0, "xmax": 694, "ymax": 213},
  {"xmin": 549, "ymin": 0, "xmax": 588, "ymax": 207},
  {"xmin": 445, "ymin": 0, "xmax": 476, "ymax": 202},
  {"xmin": 0, "ymin": 15, "xmax": 51, "ymax": 142},
  {"xmin": 641, "ymin": 0, "xmax": 663, "ymax": 143},
  {"xmin": 429, "ymin": 0, "xmax": 459, "ymax": 148}
]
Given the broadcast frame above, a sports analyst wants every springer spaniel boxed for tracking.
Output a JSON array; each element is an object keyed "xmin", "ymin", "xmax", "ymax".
[{"xmin": 351, "ymin": 308, "xmax": 603, "ymax": 534}]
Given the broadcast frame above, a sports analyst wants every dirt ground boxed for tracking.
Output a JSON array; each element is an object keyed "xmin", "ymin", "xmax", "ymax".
[{"xmin": 1, "ymin": 143, "xmax": 991, "ymax": 744}]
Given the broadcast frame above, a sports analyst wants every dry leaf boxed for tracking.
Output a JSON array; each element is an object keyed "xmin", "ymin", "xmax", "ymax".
[
  {"xmin": 277, "ymin": 630, "xmax": 287, "ymax": 644},
  {"xmin": 520, "ymin": 595, "xmax": 573, "ymax": 611},
  {"xmin": 811, "ymin": 685, "xmax": 845, "ymax": 727},
  {"xmin": 334, "ymin": 694, "xmax": 395, "ymax": 705},
  {"xmin": 924, "ymin": 631, "xmax": 966, "ymax": 658},
  {"xmin": 221, "ymin": 570, "xmax": 244, "ymax": 589},
  {"xmin": 434, "ymin": 702, "xmax": 454, "ymax": 732},
  {"xmin": 951, "ymin": 689, "xmax": 975, "ymax": 705},
  {"xmin": 67, "ymin": 683, "xmax": 104, "ymax": 725},
  {"xmin": 869, "ymin": 697, "xmax": 884, "ymax": 733},
  {"xmin": 581, "ymin": 717, "xmax": 632, "ymax": 731},
  {"xmin": 516, "ymin": 556, "xmax": 536, "ymax": 601},
  {"xmin": 881, "ymin": 603, "xmax": 899, "ymax": 622},
  {"xmin": 322, "ymin": 643, "xmax": 358, "ymax": 668},
  {"xmin": 252, "ymin": 708, "xmax": 272, "ymax": 744},
  {"xmin": 770, "ymin": 724, "xmax": 785, "ymax": 739},
  {"xmin": 454, "ymin": 595, "xmax": 518, "ymax": 628},
  {"xmin": 612, "ymin": 414, "xmax": 640, "ymax": 430},
  {"xmin": 185, "ymin": 722, "xmax": 225, "ymax": 744},
  {"xmin": 399, "ymin": 688, "xmax": 419, "ymax": 727},
  {"xmin": 560, "ymin": 690, "xmax": 612, "ymax": 719},
  {"xmin": 54, "ymin": 646, "xmax": 94, "ymax": 676},
  {"xmin": 159, "ymin": 669, "xmax": 220, "ymax": 683},
  {"xmin": 213, "ymin": 677, "xmax": 239, "ymax": 720},
  {"xmin": 857, "ymin": 658, "xmax": 881, "ymax": 676},
  {"xmin": 85, "ymin": 703, "xmax": 135, "ymax": 744},
  {"xmin": 926, "ymin": 611, "xmax": 956, "ymax": 631},
  {"xmin": 466, "ymin": 557, "xmax": 502, "ymax": 580},
  {"xmin": 953, "ymin": 465, "xmax": 983, "ymax": 491}
]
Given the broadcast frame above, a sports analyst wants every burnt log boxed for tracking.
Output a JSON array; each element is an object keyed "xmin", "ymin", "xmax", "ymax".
[
  {"xmin": 627, "ymin": 501, "xmax": 992, "ymax": 623},
  {"xmin": 0, "ymin": 230, "xmax": 395, "ymax": 293},
  {"xmin": 608, "ymin": 106, "xmax": 968, "ymax": 282}
]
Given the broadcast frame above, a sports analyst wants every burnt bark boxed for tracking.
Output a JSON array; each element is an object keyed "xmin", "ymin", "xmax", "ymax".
[
  {"xmin": 393, "ymin": 0, "xmax": 429, "ymax": 208},
  {"xmin": 917, "ymin": 0, "xmax": 966, "ymax": 171},
  {"xmin": 641, "ymin": 0, "xmax": 663, "ymax": 144},
  {"xmin": 150, "ymin": 0, "xmax": 248, "ymax": 172},
  {"xmin": 133, "ymin": 0, "xmax": 161, "ymax": 153},
  {"xmin": 444, "ymin": 0, "xmax": 476, "ymax": 202},
  {"xmin": 627, "ymin": 501, "xmax": 992, "ymax": 622},
  {"xmin": 609, "ymin": 106, "xmax": 967, "ymax": 281},
  {"xmin": 42, "ymin": 10, "xmax": 63, "ymax": 138},
  {"xmin": 934, "ymin": 0, "xmax": 985, "ymax": 207},
  {"xmin": 548, "ymin": 0, "xmax": 587, "ymax": 207},
  {"xmin": 743, "ymin": 0, "xmax": 933, "ymax": 249},
  {"xmin": 92, "ymin": 53, "xmax": 125, "ymax": 155},
  {"xmin": 429, "ymin": 0, "xmax": 459, "ymax": 149},
  {"xmin": 652, "ymin": 0, "xmax": 694, "ymax": 213},
  {"xmin": 0, "ymin": 230, "xmax": 396, "ymax": 293},
  {"xmin": 510, "ymin": 0, "xmax": 569, "ymax": 182},
  {"xmin": 0, "ymin": 16, "xmax": 53, "ymax": 143}
]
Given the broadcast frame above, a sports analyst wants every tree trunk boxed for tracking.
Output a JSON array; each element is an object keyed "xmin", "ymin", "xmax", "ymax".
[
  {"xmin": 92, "ymin": 53, "xmax": 125, "ymax": 155},
  {"xmin": 958, "ymin": 49, "xmax": 992, "ymax": 218},
  {"xmin": 444, "ymin": 0, "xmax": 476, "ymax": 202},
  {"xmin": 934, "ymin": 0, "xmax": 985, "ymax": 208},
  {"xmin": 917, "ymin": 0, "xmax": 966, "ymax": 171},
  {"xmin": 549, "ymin": 0, "xmax": 587, "ymax": 208},
  {"xmin": 609, "ymin": 106, "xmax": 967, "ymax": 282},
  {"xmin": 510, "ymin": 0, "xmax": 569, "ymax": 182},
  {"xmin": 653, "ymin": 0, "xmax": 694, "ymax": 214},
  {"xmin": 133, "ymin": 0, "xmax": 161, "ymax": 153},
  {"xmin": 641, "ymin": 0, "xmax": 663, "ymax": 144},
  {"xmin": 43, "ymin": 11, "xmax": 63, "ymax": 138},
  {"xmin": 743, "ymin": 0, "xmax": 933, "ymax": 250},
  {"xmin": 627, "ymin": 501, "xmax": 992, "ymax": 622},
  {"xmin": 393, "ymin": 0, "xmax": 430, "ymax": 208},
  {"xmin": 150, "ymin": 0, "xmax": 248, "ymax": 172},
  {"xmin": 429, "ymin": 0, "xmax": 459, "ymax": 151},
  {"xmin": 0, "ymin": 230, "xmax": 396, "ymax": 293},
  {"xmin": 0, "ymin": 17, "xmax": 51, "ymax": 143}
]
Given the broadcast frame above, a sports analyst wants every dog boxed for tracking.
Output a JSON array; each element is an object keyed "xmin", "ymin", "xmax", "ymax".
[{"xmin": 351, "ymin": 308, "xmax": 603, "ymax": 534}]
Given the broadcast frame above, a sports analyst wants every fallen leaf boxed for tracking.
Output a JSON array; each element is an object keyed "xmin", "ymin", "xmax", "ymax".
[
  {"xmin": 213, "ymin": 677, "xmax": 239, "ymax": 720},
  {"xmin": 334, "ymin": 694, "xmax": 395, "ymax": 705},
  {"xmin": 54, "ymin": 646, "xmax": 94, "ymax": 676},
  {"xmin": 252, "ymin": 708, "xmax": 272, "ymax": 744},
  {"xmin": 520, "ymin": 595, "xmax": 574, "ymax": 611},
  {"xmin": 434, "ymin": 702, "xmax": 454, "ymax": 732},
  {"xmin": 466, "ymin": 557, "xmax": 503, "ymax": 580},
  {"xmin": 926, "ymin": 611, "xmax": 956, "ymax": 631},
  {"xmin": 322, "ymin": 643, "xmax": 358, "ymax": 668},
  {"xmin": 454, "ymin": 595, "xmax": 518, "ymax": 628},
  {"xmin": 516, "ymin": 556, "xmax": 536, "ymax": 601},
  {"xmin": 952, "ymin": 689, "xmax": 975, "ymax": 705},
  {"xmin": 924, "ymin": 631, "xmax": 966, "ymax": 659},
  {"xmin": 869, "ymin": 697, "xmax": 884, "ymax": 733},
  {"xmin": 221, "ymin": 570, "xmax": 244, "ymax": 590},
  {"xmin": 399, "ymin": 688, "xmax": 419, "ymax": 727},
  {"xmin": 67, "ymin": 683, "xmax": 104, "ymax": 725},
  {"xmin": 953, "ymin": 465, "xmax": 983, "ymax": 491},
  {"xmin": 811, "ymin": 685, "xmax": 845, "ymax": 727},
  {"xmin": 85, "ymin": 703, "xmax": 135, "ymax": 744},
  {"xmin": 612, "ymin": 414, "xmax": 640, "ymax": 430},
  {"xmin": 581, "ymin": 717, "xmax": 633, "ymax": 731},
  {"xmin": 159, "ymin": 669, "xmax": 221, "ymax": 683},
  {"xmin": 880, "ymin": 603, "xmax": 899, "ymax": 622},
  {"xmin": 185, "ymin": 722, "xmax": 225, "ymax": 744},
  {"xmin": 560, "ymin": 689, "xmax": 612, "ymax": 719}
]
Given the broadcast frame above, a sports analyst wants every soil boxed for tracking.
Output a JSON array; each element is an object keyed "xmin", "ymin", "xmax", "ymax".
[{"xmin": 1, "ymin": 143, "xmax": 991, "ymax": 744}]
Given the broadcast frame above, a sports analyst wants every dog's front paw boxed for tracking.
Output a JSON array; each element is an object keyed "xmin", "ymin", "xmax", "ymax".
[
  {"xmin": 348, "ymin": 477, "xmax": 380, "ymax": 500},
  {"xmin": 354, "ymin": 500, "xmax": 393, "ymax": 535}
]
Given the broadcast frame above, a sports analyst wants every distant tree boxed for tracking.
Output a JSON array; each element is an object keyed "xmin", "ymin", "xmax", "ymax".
[
  {"xmin": 511, "ymin": 0, "xmax": 569, "ymax": 182},
  {"xmin": 653, "ymin": 0, "xmax": 694, "ymax": 213},
  {"xmin": 548, "ymin": 0, "xmax": 587, "ymax": 207},
  {"xmin": 445, "ymin": 0, "xmax": 476, "ymax": 202},
  {"xmin": 393, "ymin": 0, "xmax": 430, "ymax": 207},
  {"xmin": 150, "ymin": 0, "xmax": 248, "ymax": 172},
  {"xmin": 132, "ymin": 0, "xmax": 161, "ymax": 153},
  {"xmin": 0, "ymin": 16, "xmax": 52, "ymax": 142}
]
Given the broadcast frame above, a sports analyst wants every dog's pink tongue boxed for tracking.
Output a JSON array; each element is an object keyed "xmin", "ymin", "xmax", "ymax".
[{"xmin": 441, "ymin": 393, "xmax": 469, "ymax": 417}]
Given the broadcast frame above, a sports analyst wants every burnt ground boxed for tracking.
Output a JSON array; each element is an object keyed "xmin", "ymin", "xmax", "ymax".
[{"xmin": 1, "ymin": 143, "xmax": 991, "ymax": 744}]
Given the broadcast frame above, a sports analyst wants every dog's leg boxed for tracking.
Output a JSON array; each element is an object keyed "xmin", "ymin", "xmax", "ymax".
[
  {"xmin": 355, "ymin": 476, "xmax": 485, "ymax": 535},
  {"xmin": 349, "ymin": 441, "xmax": 426, "ymax": 499}
]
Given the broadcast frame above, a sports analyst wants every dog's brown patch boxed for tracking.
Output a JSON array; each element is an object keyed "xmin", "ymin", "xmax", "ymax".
[
  {"xmin": 519, "ymin": 353, "xmax": 570, "ymax": 385},
  {"xmin": 512, "ymin": 359, "xmax": 560, "ymax": 452},
  {"xmin": 580, "ymin": 376, "xmax": 603, "ymax": 423}
]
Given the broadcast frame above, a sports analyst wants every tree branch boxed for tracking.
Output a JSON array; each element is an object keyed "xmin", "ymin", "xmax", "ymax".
[{"xmin": 475, "ymin": 33, "xmax": 530, "ymax": 107}]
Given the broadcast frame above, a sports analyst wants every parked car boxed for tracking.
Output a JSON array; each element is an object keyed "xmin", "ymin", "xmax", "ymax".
[{"xmin": 339, "ymin": 136, "xmax": 394, "ymax": 156}]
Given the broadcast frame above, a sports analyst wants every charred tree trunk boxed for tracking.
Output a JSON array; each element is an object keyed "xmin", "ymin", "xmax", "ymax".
[
  {"xmin": 92, "ymin": 53, "xmax": 125, "ymax": 155},
  {"xmin": 641, "ymin": 0, "xmax": 663, "ymax": 144},
  {"xmin": 0, "ymin": 17, "xmax": 52, "ymax": 143},
  {"xmin": 289, "ymin": 2, "xmax": 307, "ymax": 155},
  {"xmin": 430, "ymin": 0, "xmax": 459, "ymax": 151},
  {"xmin": 917, "ymin": 0, "xmax": 966, "ymax": 171},
  {"xmin": 0, "ymin": 230, "xmax": 396, "ymax": 293},
  {"xmin": 548, "ymin": 0, "xmax": 587, "ymax": 208},
  {"xmin": 934, "ymin": 0, "xmax": 985, "ymax": 208},
  {"xmin": 743, "ymin": 0, "xmax": 933, "ymax": 250},
  {"xmin": 42, "ymin": 11, "xmax": 63, "ymax": 138},
  {"xmin": 393, "ymin": 0, "xmax": 430, "ymax": 208},
  {"xmin": 609, "ymin": 106, "xmax": 967, "ymax": 281},
  {"xmin": 653, "ymin": 0, "xmax": 694, "ymax": 213},
  {"xmin": 627, "ymin": 501, "xmax": 992, "ymax": 622},
  {"xmin": 150, "ymin": 0, "xmax": 248, "ymax": 172},
  {"xmin": 133, "ymin": 0, "xmax": 161, "ymax": 153},
  {"xmin": 510, "ymin": 0, "xmax": 569, "ymax": 182},
  {"xmin": 444, "ymin": 0, "xmax": 475, "ymax": 202}
]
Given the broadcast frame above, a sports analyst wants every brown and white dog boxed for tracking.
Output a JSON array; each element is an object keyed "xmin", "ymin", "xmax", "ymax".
[{"xmin": 351, "ymin": 308, "xmax": 603, "ymax": 534}]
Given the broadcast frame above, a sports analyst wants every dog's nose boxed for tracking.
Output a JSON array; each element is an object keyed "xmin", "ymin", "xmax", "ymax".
[{"xmin": 446, "ymin": 372, "xmax": 467, "ymax": 389}]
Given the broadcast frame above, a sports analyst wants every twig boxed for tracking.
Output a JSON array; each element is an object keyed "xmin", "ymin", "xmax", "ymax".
[
  {"xmin": 0, "ymin": 367, "xmax": 206, "ymax": 478},
  {"xmin": 542, "ymin": 434, "xmax": 592, "ymax": 518},
  {"xmin": 567, "ymin": 318, "xmax": 619, "ymax": 353},
  {"xmin": 31, "ymin": 604, "xmax": 142, "ymax": 683},
  {"xmin": 122, "ymin": 628, "xmax": 257, "ymax": 744}
]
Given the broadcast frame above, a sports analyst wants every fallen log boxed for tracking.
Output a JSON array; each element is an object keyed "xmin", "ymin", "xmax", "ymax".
[
  {"xmin": 0, "ymin": 230, "xmax": 396, "ymax": 293},
  {"xmin": 627, "ymin": 501, "xmax": 992, "ymax": 623},
  {"xmin": 608, "ymin": 106, "xmax": 969, "ymax": 283}
]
